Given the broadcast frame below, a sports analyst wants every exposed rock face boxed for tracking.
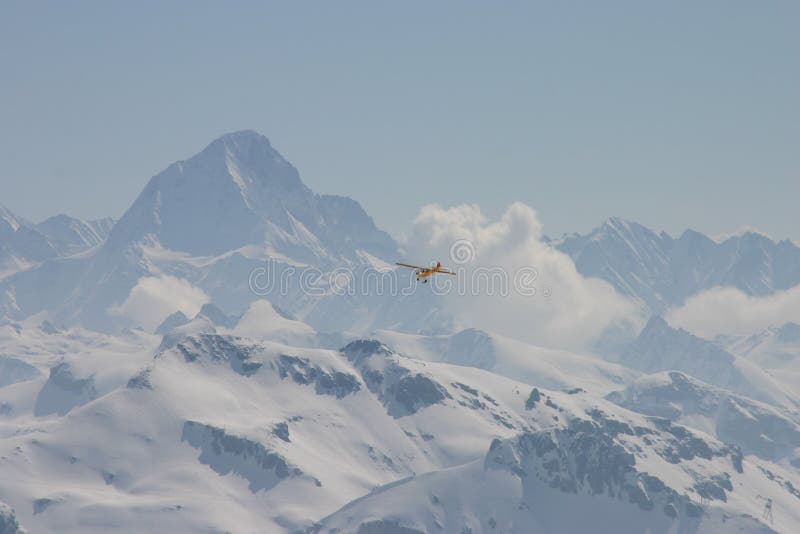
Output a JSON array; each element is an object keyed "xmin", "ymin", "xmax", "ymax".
[
  {"xmin": 195, "ymin": 303, "xmax": 236, "ymax": 329},
  {"xmin": 173, "ymin": 334, "xmax": 264, "ymax": 377},
  {"xmin": 342, "ymin": 340, "xmax": 450, "ymax": 417},
  {"xmin": 157, "ymin": 316, "xmax": 217, "ymax": 351},
  {"xmin": 181, "ymin": 421, "xmax": 312, "ymax": 492},
  {"xmin": 316, "ymin": 382, "xmax": 786, "ymax": 534},
  {"xmin": 275, "ymin": 354, "xmax": 360, "ymax": 398},
  {"xmin": 272, "ymin": 422, "xmax": 290, "ymax": 443},
  {"xmin": 154, "ymin": 311, "xmax": 189, "ymax": 335},
  {"xmin": 34, "ymin": 362, "xmax": 97, "ymax": 416},
  {"xmin": 168, "ymin": 334, "xmax": 362, "ymax": 399},
  {"xmin": 525, "ymin": 388, "xmax": 542, "ymax": 409},
  {"xmin": 339, "ymin": 339, "xmax": 393, "ymax": 364},
  {"xmin": 607, "ymin": 371, "xmax": 800, "ymax": 460},
  {"xmin": 126, "ymin": 366, "xmax": 153, "ymax": 390},
  {"xmin": 489, "ymin": 393, "xmax": 751, "ymax": 521},
  {"xmin": 0, "ymin": 502, "xmax": 25, "ymax": 534}
]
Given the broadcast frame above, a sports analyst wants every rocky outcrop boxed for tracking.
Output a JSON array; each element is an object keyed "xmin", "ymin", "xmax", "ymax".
[
  {"xmin": 0, "ymin": 502, "xmax": 25, "ymax": 534},
  {"xmin": 275, "ymin": 354, "xmax": 360, "ymax": 398},
  {"xmin": 342, "ymin": 340, "xmax": 450, "ymax": 417},
  {"xmin": 607, "ymin": 371, "xmax": 800, "ymax": 460},
  {"xmin": 33, "ymin": 362, "xmax": 97, "ymax": 416},
  {"xmin": 181, "ymin": 421, "xmax": 317, "ymax": 492},
  {"xmin": 486, "ymin": 407, "xmax": 742, "ymax": 521}
]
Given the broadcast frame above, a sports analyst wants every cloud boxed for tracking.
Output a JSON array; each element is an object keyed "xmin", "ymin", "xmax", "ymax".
[
  {"xmin": 109, "ymin": 275, "xmax": 209, "ymax": 331},
  {"xmin": 666, "ymin": 285, "xmax": 800, "ymax": 338},
  {"xmin": 405, "ymin": 202, "xmax": 639, "ymax": 350}
]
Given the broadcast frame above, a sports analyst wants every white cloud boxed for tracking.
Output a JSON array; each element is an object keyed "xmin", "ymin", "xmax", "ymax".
[
  {"xmin": 109, "ymin": 275, "xmax": 209, "ymax": 331},
  {"xmin": 405, "ymin": 202, "xmax": 639, "ymax": 350},
  {"xmin": 666, "ymin": 285, "xmax": 800, "ymax": 338}
]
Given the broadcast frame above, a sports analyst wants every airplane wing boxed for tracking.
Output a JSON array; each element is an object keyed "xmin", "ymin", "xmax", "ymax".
[
  {"xmin": 396, "ymin": 262, "xmax": 426, "ymax": 270},
  {"xmin": 436, "ymin": 268, "xmax": 457, "ymax": 275}
]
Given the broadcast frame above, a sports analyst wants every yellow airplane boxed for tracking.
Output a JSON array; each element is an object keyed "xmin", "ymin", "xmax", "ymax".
[{"xmin": 396, "ymin": 261, "xmax": 457, "ymax": 283}]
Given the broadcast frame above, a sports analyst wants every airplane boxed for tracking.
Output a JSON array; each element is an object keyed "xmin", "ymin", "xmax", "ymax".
[{"xmin": 395, "ymin": 261, "xmax": 457, "ymax": 283}]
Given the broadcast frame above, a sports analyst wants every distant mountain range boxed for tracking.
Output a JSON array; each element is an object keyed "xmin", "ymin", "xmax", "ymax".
[
  {"xmin": 0, "ymin": 204, "xmax": 112, "ymax": 277},
  {"xmin": 555, "ymin": 217, "xmax": 800, "ymax": 312},
  {"xmin": 3, "ymin": 130, "xmax": 799, "ymax": 337}
]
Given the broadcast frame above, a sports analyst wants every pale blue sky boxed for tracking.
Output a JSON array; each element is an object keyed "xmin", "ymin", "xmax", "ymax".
[{"xmin": 1, "ymin": 1, "xmax": 798, "ymax": 240}]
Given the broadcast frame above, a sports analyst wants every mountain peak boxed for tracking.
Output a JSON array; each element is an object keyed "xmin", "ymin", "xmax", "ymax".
[
  {"xmin": 595, "ymin": 217, "xmax": 662, "ymax": 242},
  {"xmin": 642, "ymin": 315, "xmax": 670, "ymax": 332},
  {"xmin": 208, "ymin": 129, "xmax": 275, "ymax": 155},
  {"xmin": 196, "ymin": 129, "xmax": 294, "ymax": 181},
  {"xmin": 0, "ymin": 204, "xmax": 25, "ymax": 232},
  {"xmin": 105, "ymin": 131, "xmax": 396, "ymax": 260},
  {"xmin": 600, "ymin": 216, "xmax": 634, "ymax": 232},
  {"xmin": 219, "ymin": 129, "xmax": 266, "ymax": 141}
]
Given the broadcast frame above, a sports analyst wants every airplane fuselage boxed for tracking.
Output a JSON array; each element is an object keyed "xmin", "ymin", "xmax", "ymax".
[{"xmin": 415, "ymin": 268, "xmax": 437, "ymax": 279}]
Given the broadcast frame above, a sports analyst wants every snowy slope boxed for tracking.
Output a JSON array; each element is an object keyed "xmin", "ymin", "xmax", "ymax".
[
  {"xmin": 717, "ymin": 323, "xmax": 800, "ymax": 390},
  {"xmin": 317, "ymin": 377, "xmax": 799, "ymax": 533},
  {"xmin": 0, "ymin": 333, "xmax": 535, "ymax": 532},
  {"xmin": 607, "ymin": 371, "xmax": 800, "ymax": 464},
  {"xmin": 622, "ymin": 317, "xmax": 798, "ymax": 410},
  {"xmin": 0, "ymin": 319, "xmax": 797, "ymax": 532},
  {"xmin": 373, "ymin": 328, "xmax": 638, "ymax": 395}
]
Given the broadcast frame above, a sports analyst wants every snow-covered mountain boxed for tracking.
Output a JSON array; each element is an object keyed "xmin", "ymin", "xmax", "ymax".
[
  {"xmin": 34, "ymin": 214, "xmax": 114, "ymax": 258},
  {"xmin": 621, "ymin": 317, "xmax": 798, "ymax": 410},
  {"xmin": 0, "ymin": 131, "xmax": 405, "ymax": 332},
  {"xmin": 607, "ymin": 371, "xmax": 800, "ymax": 464},
  {"xmin": 555, "ymin": 217, "xmax": 800, "ymax": 312},
  {"xmin": 716, "ymin": 322, "xmax": 800, "ymax": 390},
  {"xmin": 105, "ymin": 130, "xmax": 395, "ymax": 262},
  {"xmin": 0, "ymin": 205, "xmax": 112, "ymax": 279},
  {"xmin": 372, "ymin": 328, "xmax": 638, "ymax": 395},
  {"xmin": 1, "ymin": 325, "xmax": 797, "ymax": 533}
]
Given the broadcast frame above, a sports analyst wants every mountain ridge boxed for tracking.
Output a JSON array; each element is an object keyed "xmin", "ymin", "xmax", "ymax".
[{"xmin": 556, "ymin": 216, "xmax": 800, "ymax": 312}]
